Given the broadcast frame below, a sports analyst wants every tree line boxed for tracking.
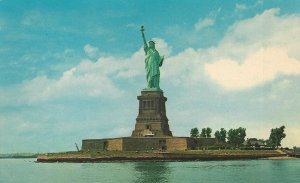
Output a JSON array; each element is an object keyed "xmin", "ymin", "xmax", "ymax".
[{"xmin": 190, "ymin": 126, "xmax": 286, "ymax": 148}]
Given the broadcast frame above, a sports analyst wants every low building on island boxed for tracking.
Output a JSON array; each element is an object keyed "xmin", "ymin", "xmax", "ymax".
[
  {"xmin": 243, "ymin": 138, "xmax": 266, "ymax": 148},
  {"xmin": 293, "ymin": 147, "xmax": 300, "ymax": 154}
]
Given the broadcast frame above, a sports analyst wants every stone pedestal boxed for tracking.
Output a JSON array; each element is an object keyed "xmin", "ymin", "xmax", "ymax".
[{"xmin": 131, "ymin": 90, "xmax": 173, "ymax": 137}]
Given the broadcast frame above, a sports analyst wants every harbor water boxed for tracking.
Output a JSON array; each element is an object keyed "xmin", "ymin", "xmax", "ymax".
[{"xmin": 0, "ymin": 158, "xmax": 299, "ymax": 183}]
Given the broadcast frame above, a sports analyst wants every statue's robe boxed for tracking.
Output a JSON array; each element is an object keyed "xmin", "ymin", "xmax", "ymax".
[{"xmin": 144, "ymin": 45, "xmax": 163, "ymax": 89}]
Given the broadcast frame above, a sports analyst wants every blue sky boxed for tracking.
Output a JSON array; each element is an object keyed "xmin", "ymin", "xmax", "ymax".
[{"xmin": 1, "ymin": 0, "xmax": 300, "ymax": 153}]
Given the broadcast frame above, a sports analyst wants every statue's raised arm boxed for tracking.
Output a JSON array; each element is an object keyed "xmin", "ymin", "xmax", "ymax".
[{"xmin": 140, "ymin": 26, "xmax": 148, "ymax": 52}]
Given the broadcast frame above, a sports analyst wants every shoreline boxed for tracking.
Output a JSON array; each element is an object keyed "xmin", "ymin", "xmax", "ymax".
[
  {"xmin": 36, "ymin": 150, "xmax": 297, "ymax": 163},
  {"xmin": 263, "ymin": 156, "xmax": 298, "ymax": 160}
]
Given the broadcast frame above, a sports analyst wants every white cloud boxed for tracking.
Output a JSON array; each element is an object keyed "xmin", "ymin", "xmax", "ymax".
[
  {"xmin": 194, "ymin": 8, "xmax": 221, "ymax": 31},
  {"xmin": 195, "ymin": 17, "xmax": 215, "ymax": 31},
  {"xmin": 83, "ymin": 44, "xmax": 100, "ymax": 59},
  {"xmin": 235, "ymin": 0, "xmax": 263, "ymax": 12},
  {"xmin": 150, "ymin": 9, "xmax": 300, "ymax": 95},
  {"xmin": 219, "ymin": 9, "xmax": 300, "ymax": 58},
  {"xmin": 126, "ymin": 23, "xmax": 137, "ymax": 28},
  {"xmin": 162, "ymin": 48, "xmax": 204, "ymax": 87},
  {"xmin": 235, "ymin": 4, "xmax": 248, "ymax": 12},
  {"xmin": 21, "ymin": 69, "xmax": 124, "ymax": 104},
  {"xmin": 205, "ymin": 47, "xmax": 300, "ymax": 90},
  {"xmin": 203, "ymin": 8, "xmax": 300, "ymax": 90},
  {"xmin": 20, "ymin": 65, "xmax": 123, "ymax": 104},
  {"xmin": 152, "ymin": 38, "xmax": 172, "ymax": 57},
  {"xmin": 284, "ymin": 126, "xmax": 300, "ymax": 148}
]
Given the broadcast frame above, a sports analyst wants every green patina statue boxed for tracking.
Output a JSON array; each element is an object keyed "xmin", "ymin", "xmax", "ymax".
[{"xmin": 140, "ymin": 25, "xmax": 164, "ymax": 90}]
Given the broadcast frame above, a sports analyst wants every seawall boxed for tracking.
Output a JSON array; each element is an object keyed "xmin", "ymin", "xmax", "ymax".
[{"xmin": 37, "ymin": 150, "xmax": 289, "ymax": 163}]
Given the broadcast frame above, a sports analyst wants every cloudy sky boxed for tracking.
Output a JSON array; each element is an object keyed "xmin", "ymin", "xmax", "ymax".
[{"xmin": 1, "ymin": 0, "xmax": 300, "ymax": 153}]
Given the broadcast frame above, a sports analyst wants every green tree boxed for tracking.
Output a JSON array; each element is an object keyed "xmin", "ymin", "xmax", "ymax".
[
  {"xmin": 200, "ymin": 128, "xmax": 206, "ymax": 137},
  {"xmin": 215, "ymin": 128, "xmax": 227, "ymax": 142},
  {"xmin": 220, "ymin": 128, "xmax": 227, "ymax": 142},
  {"xmin": 190, "ymin": 128, "xmax": 199, "ymax": 138},
  {"xmin": 215, "ymin": 130, "xmax": 221, "ymax": 140},
  {"xmin": 267, "ymin": 126, "xmax": 286, "ymax": 148},
  {"xmin": 227, "ymin": 127, "xmax": 246, "ymax": 148},
  {"xmin": 206, "ymin": 127, "xmax": 212, "ymax": 137}
]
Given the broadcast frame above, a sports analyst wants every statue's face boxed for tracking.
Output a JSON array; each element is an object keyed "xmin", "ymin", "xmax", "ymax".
[{"xmin": 149, "ymin": 42, "xmax": 155, "ymax": 49}]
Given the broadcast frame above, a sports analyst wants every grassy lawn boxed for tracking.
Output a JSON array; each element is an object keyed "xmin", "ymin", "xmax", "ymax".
[{"xmin": 170, "ymin": 150, "xmax": 280, "ymax": 155}]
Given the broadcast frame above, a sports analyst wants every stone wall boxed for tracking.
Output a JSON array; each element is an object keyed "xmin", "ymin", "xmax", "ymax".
[
  {"xmin": 166, "ymin": 138, "xmax": 188, "ymax": 151},
  {"xmin": 82, "ymin": 137, "xmax": 217, "ymax": 152},
  {"xmin": 82, "ymin": 139, "xmax": 107, "ymax": 151},
  {"xmin": 82, "ymin": 138, "xmax": 123, "ymax": 151},
  {"xmin": 122, "ymin": 137, "xmax": 168, "ymax": 151},
  {"xmin": 107, "ymin": 138, "xmax": 123, "ymax": 151}
]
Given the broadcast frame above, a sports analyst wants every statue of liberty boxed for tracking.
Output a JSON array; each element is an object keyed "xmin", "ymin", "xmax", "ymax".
[{"xmin": 140, "ymin": 26, "xmax": 164, "ymax": 90}]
